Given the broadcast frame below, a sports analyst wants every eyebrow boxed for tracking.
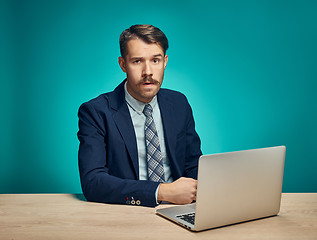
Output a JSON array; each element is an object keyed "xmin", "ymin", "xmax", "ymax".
[
  {"xmin": 129, "ymin": 54, "xmax": 163, "ymax": 60},
  {"xmin": 153, "ymin": 54, "xmax": 163, "ymax": 58}
]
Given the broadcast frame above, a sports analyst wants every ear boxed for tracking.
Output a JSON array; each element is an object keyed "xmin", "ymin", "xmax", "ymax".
[
  {"xmin": 118, "ymin": 57, "xmax": 127, "ymax": 73},
  {"xmin": 163, "ymin": 55, "xmax": 168, "ymax": 69}
]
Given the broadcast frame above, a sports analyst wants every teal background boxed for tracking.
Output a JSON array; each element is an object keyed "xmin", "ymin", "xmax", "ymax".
[{"xmin": 1, "ymin": 0, "xmax": 316, "ymax": 194}]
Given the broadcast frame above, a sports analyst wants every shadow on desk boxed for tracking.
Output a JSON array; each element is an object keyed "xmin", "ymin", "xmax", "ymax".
[{"xmin": 71, "ymin": 194, "xmax": 87, "ymax": 202}]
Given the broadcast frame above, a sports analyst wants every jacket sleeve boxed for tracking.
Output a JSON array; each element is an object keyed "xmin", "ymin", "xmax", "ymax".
[
  {"xmin": 184, "ymin": 98, "xmax": 202, "ymax": 179},
  {"xmin": 77, "ymin": 102, "xmax": 160, "ymax": 207}
]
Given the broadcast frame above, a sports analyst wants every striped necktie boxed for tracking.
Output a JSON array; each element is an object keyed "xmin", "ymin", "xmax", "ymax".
[{"xmin": 143, "ymin": 104, "xmax": 165, "ymax": 182}]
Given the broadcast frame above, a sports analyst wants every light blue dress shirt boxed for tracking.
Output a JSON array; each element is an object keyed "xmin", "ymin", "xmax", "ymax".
[{"xmin": 124, "ymin": 82, "xmax": 173, "ymax": 185}]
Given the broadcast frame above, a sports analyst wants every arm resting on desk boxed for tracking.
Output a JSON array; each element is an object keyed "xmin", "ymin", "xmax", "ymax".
[{"xmin": 78, "ymin": 101, "xmax": 160, "ymax": 207}]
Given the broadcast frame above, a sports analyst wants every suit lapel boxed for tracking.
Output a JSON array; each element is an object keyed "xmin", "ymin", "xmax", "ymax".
[
  {"xmin": 109, "ymin": 81, "xmax": 139, "ymax": 178},
  {"xmin": 157, "ymin": 91, "xmax": 178, "ymax": 173}
]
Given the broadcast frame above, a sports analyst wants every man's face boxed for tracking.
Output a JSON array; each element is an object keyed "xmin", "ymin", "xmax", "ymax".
[{"xmin": 119, "ymin": 39, "xmax": 168, "ymax": 103}]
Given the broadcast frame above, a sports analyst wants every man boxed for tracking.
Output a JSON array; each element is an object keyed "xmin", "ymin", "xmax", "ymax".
[{"xmin": 77, "ymin": 24, "xmax": 202, "ymax": 207}]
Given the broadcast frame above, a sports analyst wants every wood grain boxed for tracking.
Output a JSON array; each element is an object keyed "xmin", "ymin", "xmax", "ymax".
[{"xmin": 0, "ymin": 193, "xmax": 316, "ymax": 240}]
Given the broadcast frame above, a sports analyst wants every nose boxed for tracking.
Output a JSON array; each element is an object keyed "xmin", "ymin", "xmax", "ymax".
[{"xmin": 142, "ymin": 61, "xmax": 153, "ymax": 77}]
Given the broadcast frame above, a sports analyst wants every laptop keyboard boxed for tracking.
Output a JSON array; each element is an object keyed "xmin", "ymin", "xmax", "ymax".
[{"xmin": 176, "ymin": 213, "xmax": 195, "ymax": 225}]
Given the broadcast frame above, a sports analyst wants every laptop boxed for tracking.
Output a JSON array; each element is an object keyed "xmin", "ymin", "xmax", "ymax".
[{"xmin": 156, "ymin": 146, "xmax": 286, "ymax": 231}]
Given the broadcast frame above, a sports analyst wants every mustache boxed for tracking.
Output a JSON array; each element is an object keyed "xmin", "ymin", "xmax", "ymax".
[{"xmin": 139, "ymin": 76, "xmax": 161, "ymax": 85}]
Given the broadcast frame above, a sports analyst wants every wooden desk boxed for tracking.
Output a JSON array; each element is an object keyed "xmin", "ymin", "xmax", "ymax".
[{"xmin": 0, "ymin": 193, "xmax": 316, "ymax": 240}]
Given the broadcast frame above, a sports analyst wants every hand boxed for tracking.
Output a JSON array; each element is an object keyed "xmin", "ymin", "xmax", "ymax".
[{"xmin": 157, "ymin": 177, "xmax": 197, "ymax": 205}]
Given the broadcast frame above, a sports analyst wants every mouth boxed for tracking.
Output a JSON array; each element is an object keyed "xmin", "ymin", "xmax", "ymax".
[{"xmin": 143, "ymin": 82, "xmax": 154, "ymax": 86}]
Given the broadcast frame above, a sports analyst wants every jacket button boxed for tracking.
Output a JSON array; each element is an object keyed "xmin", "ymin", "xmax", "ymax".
[{"xmin": 136, "ymin": 200, "xmax": 141, "ymax": 205}]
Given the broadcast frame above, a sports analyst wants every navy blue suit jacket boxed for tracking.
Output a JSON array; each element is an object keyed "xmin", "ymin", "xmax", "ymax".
[{"xmin": 77, "ymin": 80, "xmax": 202, "ymax": 207}]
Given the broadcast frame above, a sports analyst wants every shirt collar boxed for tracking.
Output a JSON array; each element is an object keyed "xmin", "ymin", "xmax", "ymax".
[{"xmin": 124, "ymin": 81, "xmax": 158, "ymax": 115}]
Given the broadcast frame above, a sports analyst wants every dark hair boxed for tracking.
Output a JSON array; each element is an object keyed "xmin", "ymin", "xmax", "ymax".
[{"xmin": 119, "ymin": 24, "xmax": 169, "ymax": 58}]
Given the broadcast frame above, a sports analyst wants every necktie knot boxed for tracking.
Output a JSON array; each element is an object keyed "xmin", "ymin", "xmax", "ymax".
[{"xmin": 143, "ymin": 104, "xmax": 153, "ymax": 118}]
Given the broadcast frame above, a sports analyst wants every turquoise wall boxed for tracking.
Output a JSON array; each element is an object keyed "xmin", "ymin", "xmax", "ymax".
[{"xmin": 1, "ymin": 0, "xmax": 316, "ymax": 193}]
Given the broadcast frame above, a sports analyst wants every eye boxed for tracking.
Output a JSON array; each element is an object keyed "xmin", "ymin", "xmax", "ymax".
[
  {"xmin": 153, "ymin": 59, "xmax": 160, "ymax": 63},
  {"xmin": 133, "ymin": 60, "xmax": 141, "ymax": 64}
]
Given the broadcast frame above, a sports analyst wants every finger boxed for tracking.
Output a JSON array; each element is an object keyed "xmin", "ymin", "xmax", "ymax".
[
  {"xmin": 194, "ymin": 191, "xmax": 197, "ymax": 200},
  {"xmin": 190, "ymin": 194, "xmax": 196, "ymax": 203}
]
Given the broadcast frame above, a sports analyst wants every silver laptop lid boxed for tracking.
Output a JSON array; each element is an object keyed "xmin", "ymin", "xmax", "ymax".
[{"xmin": 194, "ymin": 146, "xmax": 286, "ymax": 231}]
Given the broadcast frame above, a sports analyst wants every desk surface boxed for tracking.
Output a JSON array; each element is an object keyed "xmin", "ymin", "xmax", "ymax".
[{"xmin": 0, "ymin": 193, "xmax": 316, "ymax": 240}]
